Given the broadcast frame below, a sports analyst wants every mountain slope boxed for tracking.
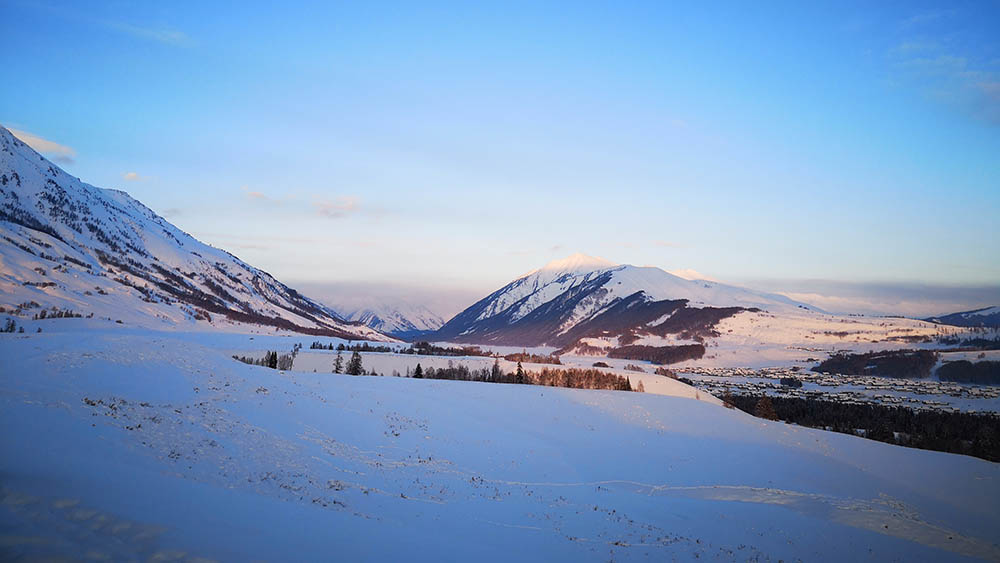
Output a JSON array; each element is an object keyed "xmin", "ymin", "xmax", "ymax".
[
  {"xmin": 433, "ymin": 253, "xmax": 811, "ymax": 349},
  {"xmin": 0, "ymin": 126, "xmax": 391, "ymax": 341},
  {"xmin": 344, "ymin": 303, "xmax": 445, "ymax": 338},
  {"xmin": 925, "ymin": 306, "xmax": 1000, "ymax": 328}
]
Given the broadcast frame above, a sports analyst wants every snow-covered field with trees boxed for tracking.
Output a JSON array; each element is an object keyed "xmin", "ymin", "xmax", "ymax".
[{"xmin": 2, "ymin": 322, "xmax": 999, "ymax": 561}]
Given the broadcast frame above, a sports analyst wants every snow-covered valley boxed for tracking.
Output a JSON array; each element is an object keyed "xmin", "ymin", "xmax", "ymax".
[{"xmin": 2, "ymin": 324, "xmax": 999, "ymax": 561}]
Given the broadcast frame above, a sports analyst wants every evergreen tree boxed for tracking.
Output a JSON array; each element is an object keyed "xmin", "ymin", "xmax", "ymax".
[
  {"xmin": 267, "ymin": 351, "xmax": 278, "ymax": 369},
  {"xmin": 413, "ymin": 363, "xmax": 423, "ymax": 379},
  {"xmin": 332, "ymin": 350, "xmax": 344, "ymax": 373},
  {"xmin": 754, "ymin": 396, "xmax": 779, "ymax": 421},
  {"xmin": 491, "ymin": 358, "xmax": 502, "ymax": 382},
  {"xmin": 515, "ymin": 361, "xmax": 524, "ymax": 384},
  {"xmin": 346, "ymin": 351, "xmax": 363, "ymax": 375}
]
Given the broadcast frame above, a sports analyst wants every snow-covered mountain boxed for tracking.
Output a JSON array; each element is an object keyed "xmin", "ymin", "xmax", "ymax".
[
  {"xmin": 433, "ymin": 253, "xmax": 813, "ymax": 349},
  {"xmin": 926, "ymin": 306, "xmax": 1000, "ymax": 328},
  {"xmin": 0, "ymin": 125, "xmax": 391, "ymax": 341},
  {"xmin": 343, "ymin": 303, "xmax": 445, "ymax": 338}
]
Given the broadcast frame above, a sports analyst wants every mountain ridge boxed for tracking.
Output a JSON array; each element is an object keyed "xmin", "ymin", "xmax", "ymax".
[
  {"xmin": 925, "ymin": 306, "xmax": 1000, "ymax": 328},
  {"xmin": 0, "ymin": 125, "xmax": 393, "ymax": 341},
  {"xmin": 431, "ymin": 253, "xmax": 815, "ymax": 350}
]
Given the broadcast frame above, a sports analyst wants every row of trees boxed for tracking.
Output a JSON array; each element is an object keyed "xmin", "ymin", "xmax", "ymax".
[
  {"xmin": 608, "ymin": 344, "xmax": 705, "ymax": 365},
  {"xmin": 32, "ymin": 308, "xmax": 85, "ymax": 320},
  {"xmin": 403, "ymin": 360, "xmax": 639, "ymax": 392},
  {"xmin": 233, "ymin": 343, "xmax": 301, "ymax": 371},
  {"xmin": 310, "ymin": 340, "xmax": 497, "ymax": 358},
  {"xmin": 312, "ymin": 341, "xmax": 396, "ymax": 353},
  {"xmin": 725, "ymin": 393, "xmax": 999, "ymax": 462},
  {"xmin": 503, "ymin": 352, "xmax": 561, "ymax": 365},
  {"xmin": 234, "ymin": 351, "xmax": 288, "ymax": 370},
  {"xmin": 240, "ymin": 346, "xmax": 645, "ymax": 393},
  {"xmin": 938, "ymin": 361, "xmax": 1000, "ymax": 384},
  {"xmin": 814, "ymin": 349, "xmax": 938, "ymax": 378}
]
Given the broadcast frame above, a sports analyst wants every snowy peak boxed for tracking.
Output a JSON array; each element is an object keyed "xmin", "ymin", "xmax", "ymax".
[
  {"xmin": 0, "ymin": 125, "xmax": 392, "ymax": 341},
  {"xmin": 433, "ymin": 256, "xmax": 814, "ymax": 348},
  {"xmin": 537, "ymin": 253, "xmax": 617, "ymax": 275},
  {"xmin": 344, "ymin": 303, "xmax": 445, "ymax": 337}
]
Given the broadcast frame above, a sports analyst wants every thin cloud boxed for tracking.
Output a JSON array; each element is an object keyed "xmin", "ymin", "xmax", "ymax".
[
  {"xmin": 314, "ymin": 196, "xmax": 360, "ymax": 219},
  {"xmin": 899, "ymin": 10, "xmax": 954, "ymax": 29},
  {"xmin": 668, "ymin": 269, "xmax": 719, "ymax": 282},
  {"xmin": 747, "ymin": 279, "xmax": 1000, "ymax": 317},
  {"xmin": 21, "ymin": 3, "xmax": 192, "ymax": 48},
  {"xmin": 890, "ymin": 11, "xmax": 1000, "ymax": 125},
  {"xmin": 122, "ymin": 172, "xmax": 146, "ymax": 182},
  {"xmin": 240, "ymin": 186, "xmax": 283, "ymax": 204},
  {"xmin": 103, "ymin": 21, "xmax": 192, "ymax": 47},
  {"xmin": 7, "ymin": 127, "xmax": 77, "ymax": 164}
]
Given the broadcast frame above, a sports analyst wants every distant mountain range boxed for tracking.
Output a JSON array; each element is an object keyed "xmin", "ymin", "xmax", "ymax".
[
  {"xmin": 341, "ymin": 303, "xmax": 445, "ymax": 339},
  {"xmin": 925, "ymin": 306, "xmax": 1000, "ymax": 328},
  {"xmin": 3, "ymin": 123, "xmax": 981, "ymax": 360},
  {"xmin": 0, "ymin": 126, "xmax": 391, "ymax": 341}
]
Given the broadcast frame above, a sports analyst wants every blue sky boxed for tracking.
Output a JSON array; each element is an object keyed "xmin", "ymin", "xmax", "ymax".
[{"xmin": 2, "ymin": 1, "xmax": 998, "ymax": 314}]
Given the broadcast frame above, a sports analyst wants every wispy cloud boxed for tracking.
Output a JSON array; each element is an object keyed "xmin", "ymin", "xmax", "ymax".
[
  {"xmin": 899, "ymin": 10, "xmax": 954, "ymax": 29},
  {"xmin": 7, "ymin": 127, "xmax": 77, "ymax": 164},
  {"xmin": 313, "ymin": 196, "xmax": 360, "ymax": 219},
  {"xmin": 239, "ymin": 187, "xmax": 363, "ymax": 220},
  {"xmin": 745, "ymin": 279, "xmax": 1000, "ymax": 317},
  {"xmin": 890, "ymin": 10, "xmax": 1000, "ymax": 125},
  {"xmin": 122, "ymin": 171, "xmax": 147, "ymax": 182},
  {"xmin": 241, "ymin": 186, "xmax": 283, "ymax": 204},
  {"xmin": 103, "ymin": 21, "xmax": 192, "ymax": 47},
  {"xmin": 21, "ymin": 2, "xmax": 193, "ymax": 48},
  {"xmin": 668, "ymin": 269, "xmax": 718, "ymax": 282}
]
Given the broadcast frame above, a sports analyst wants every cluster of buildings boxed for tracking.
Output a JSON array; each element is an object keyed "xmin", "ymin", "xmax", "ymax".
[{"xmin": 679, "ymin": 366, "xmax": 1000, "ymax": 414}]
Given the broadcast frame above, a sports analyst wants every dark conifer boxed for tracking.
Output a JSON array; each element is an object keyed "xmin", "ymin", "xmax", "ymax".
[
  {"xmin": 346, "ymin": 351, "xmax": 363, "ymax": 375},
  {"xmin": 754, "ymin": 396, "xmax": 779, "ymax": 421}
]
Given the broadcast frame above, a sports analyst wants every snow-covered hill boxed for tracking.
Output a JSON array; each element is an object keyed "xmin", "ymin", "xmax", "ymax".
[
  {"xmin": 0, "ymin": 126, "xmax": 390, "ymax": 341},
  {"xmin": 2, "ymin": 326, "xmax": 998, "ymax": 561},
  {"xmin": 433, "ymin": 253, "xmax": 814, "ymax": 348},
  {"xmin": 431, "ymin": 254, "xmax": 962, "ymax": 367},
  {"xmin": 926, "ymin": 306, "xmax": 1000, "ymax": 328}
]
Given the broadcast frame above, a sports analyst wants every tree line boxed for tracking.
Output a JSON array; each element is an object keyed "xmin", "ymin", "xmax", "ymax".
[
  {"xmin": 233, "ymin": 343, "xmax": 302, "ymax": 371},
  {"xmin": 405, "ymin": 360, "xmax": 637, "ymax": 392},
  {"xmin": 283, "ymin": 350, "xmax": 641, "ymax": 394},
  {"xmin": 725, "ymin": 393, "xmax": 999, "ymax": 462},
  {"xmin": 814, "ymin": 349, "xmax": 938, "ymax": 378},
  {"xmin": 608, "ymin": 344, "xmax": 705, "ymax": 365}
]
